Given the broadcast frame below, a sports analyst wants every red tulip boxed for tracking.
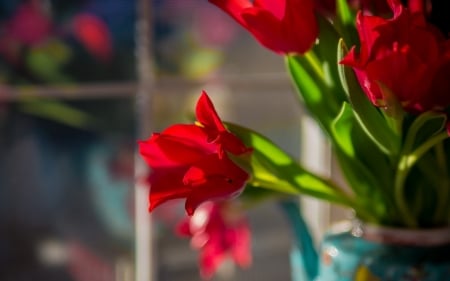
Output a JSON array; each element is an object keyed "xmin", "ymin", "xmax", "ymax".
[
  {"xmin": 341, "ymin": 0, "xmax": 450, "ymax": 113},
  {"xmin": 138, "ymin": 91, "xmax": 251, "ymax": 215},
  {"xmin": 176, "ymin": 201, "xmax": 252, "ymax": 279},
  {"xmin": 208, "ymin": 0, "xmax": 318, "ymax": 55}
]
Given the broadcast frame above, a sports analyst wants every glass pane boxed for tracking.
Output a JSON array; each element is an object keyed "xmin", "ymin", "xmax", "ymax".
[{"xmin": 0, "ymin": 98, "xmax": 136, "ymax": 281}]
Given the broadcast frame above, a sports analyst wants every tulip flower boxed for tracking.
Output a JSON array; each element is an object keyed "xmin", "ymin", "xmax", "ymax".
[
  {"xmin": 208, "ymin": 0, "xmax": 318, "ymax": 55},
  {"xmin": 341, "ymin": 0, "xmax": 450, "ymax": 113},
  {"xmin": 176, "ymin": 201, "xmax": 252, "ymax": 279},
  {"xmin": 138, "ymin": 91, "xmax": 252, "ymax": 215}
]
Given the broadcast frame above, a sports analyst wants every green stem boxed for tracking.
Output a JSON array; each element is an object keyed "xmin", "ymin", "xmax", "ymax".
[
  {"xmin": 395, "ymin": 131, "xmax": 449, "ymax": 227},
  {"xmin": 413, "ymin": 132, "xmax": 449, "ymax": 160},
  {"xmin": 433, "ymin": 142, "xmax": 449, "ymax": 223},
  {"xmin": 394, "ymin": 158, "xmax": 418, "ymax": 227},
  {"xmin": 303, "ymin": 51, "xmax": 325, "ymax": 82},
  {"xmin": 383, "ymin": 111, "xmax": 403, "ymax": 147}
]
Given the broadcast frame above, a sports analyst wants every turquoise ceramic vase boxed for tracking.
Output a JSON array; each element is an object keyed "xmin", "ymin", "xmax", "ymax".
[
  {"xmin": 316, "ymin": 222, "xmax": 450, "ymax": 281},
  {"xmin": 281, "ymin": 200, "xmax": 450, "ymax": 281}
]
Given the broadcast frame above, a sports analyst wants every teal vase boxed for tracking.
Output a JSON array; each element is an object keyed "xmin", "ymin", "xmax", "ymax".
[
  {"xmin": 282, "ymin": 201, "xmax": 450, "ymax": 281},
  {"xmin": 317, "ymin": 222, "xmax": 450, "ymax": 281}
]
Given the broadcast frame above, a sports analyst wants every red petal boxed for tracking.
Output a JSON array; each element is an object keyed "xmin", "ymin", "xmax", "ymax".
[
  {"xmin": 196, "ymin": 91, "xmax": 226, "ymax": 133},
  {"xmin": 355, "ymin": 12, "xmax": 386, "ymax": 62},
  {"xmin": 138, "ymin": 125, "xmax": 215, "ymax": 167},
  {"xmin": 185, "ymin": 177, "xmax": 246, "ymax": 215},
  {"xmin": 387, "ymin": 0, "xmax": 403, "ymax": 17},
  {"xmin": 183, "ymin": 166, "xmax": 208, "ymax": 187},
  {"xmin": 199, "ymin": 244, "xmax": 226, "ymax": 279},
  {"xmin": 364, "ymin": 51, "xmax": 426, "ymax": 105},
  {"xmin": 241, "ymin": 9, "xmax": 285, "ymax": 53},
  {"xmin": 218, "ymin": 131, "xmax": 252, "ymax": 155},
  {"xmin": 148, "ymin": 168, "xmax": 192, "ymax": 212},
  {"xmin": 175, "ymin": 218, "xmax": 192, "ymax": 237},
  {"xmin": 340, "ymin": 46, "xmax": 360, "ymax": 67},
  {"xmin": 253, "ymin": 0, "xmax": 285, "ymax": 20},
  {"xmin": 195, "ymin": 91, "xmax": 251, "ymax": 155},
  {"xmin": 163, "ymin": 124, "xmax": 216, "ymax": 150},
  {"xmin": 230, "ymin": 221, "xmax": 252, "ymax": 267},
  {"xmin": 241, "ymin": 0, "xmax": 316, "ymax": 54},
  {"xmin": 184, "ymin": 155, "xmax": 248, "ymax": 215},
  {"xmin": 208, "ymin": 0, "xmax": 252, "ymax": 28},
  {"xmin": 210, "ymin": 0, "xmax": 317, "ymax": 55}
]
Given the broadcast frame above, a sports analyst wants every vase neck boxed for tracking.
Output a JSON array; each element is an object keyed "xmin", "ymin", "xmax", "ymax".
[{"xmin": 353, "ymin": 222, "xmax": 450, "ymax": 246}]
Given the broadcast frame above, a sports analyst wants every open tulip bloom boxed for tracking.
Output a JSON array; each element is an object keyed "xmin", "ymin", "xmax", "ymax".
[{"xmin": 139, "ymin": 0, "xmax": 450, "ymax": 278}]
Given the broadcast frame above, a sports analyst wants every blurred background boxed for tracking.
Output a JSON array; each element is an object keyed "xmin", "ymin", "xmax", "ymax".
[{"xmin": 0, "ymin": 0, "xmax": 338, "ymax": 280}]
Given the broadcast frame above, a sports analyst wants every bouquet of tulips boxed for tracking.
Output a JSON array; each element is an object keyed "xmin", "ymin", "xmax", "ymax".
[{"xmin": 138, "ymin": 0, "xmax": 450, "ymax": 278}]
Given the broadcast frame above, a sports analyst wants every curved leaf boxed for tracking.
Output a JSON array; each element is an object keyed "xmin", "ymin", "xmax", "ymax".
[
  {"xmin": 403, "ymin": 111, "xmax": 447, "ymax": 153},
  {"xmin": 225, "ymin": 122, "xmax": 355, "ymax": 208},
  {"xmin": 286, "ymin": 55, "xmax": 340, "ymax": 134},
  {"xmin": 331, "ymin": 103, "xmax": 390, "ymax": 217}
]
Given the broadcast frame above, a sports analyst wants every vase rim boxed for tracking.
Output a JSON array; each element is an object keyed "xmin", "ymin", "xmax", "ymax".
[{"xmin": 356, "ymin": 222, "xmax": 450, "ymax": 246}]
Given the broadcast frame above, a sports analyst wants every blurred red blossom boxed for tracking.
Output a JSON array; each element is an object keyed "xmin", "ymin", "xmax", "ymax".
[
  {"xmin": 176, "ymin": 201, "xmax": 252, "ymax": 279},
  {"xmin": 0, "ymin": 0, "xmax": 52, "ymax": 63},
  {"xmin": 72, "ymin": 13, "xmax": 113, "ymax": 62}
]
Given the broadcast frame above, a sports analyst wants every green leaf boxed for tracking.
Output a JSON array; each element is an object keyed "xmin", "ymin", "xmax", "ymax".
[
  {"xmin": 337, "ymin": 0, "xmax": 353, "ymax": 25},
  {"xmin": 330, "ymin": 103, "xmax": 390, "ymax": 213},
  {"xmin": 403, "ymin": 111, "xmax": 447, "ymax": 153},
  {"xmin": 335, "ymin": 0, "xmax": 358, "ymax": 47},
  {"xmin": 314, "ymin": 15, "xmax": 347, "ymax": 103},
  {"xmin": 18, "ymin": 99, "xmax": 97, "ymax": 129},
  {"xmin": 337, "ymin": 39, "xmax": 400, "ymax": 155},
  {"xmin": 394, "ymin": 112, "xmax": 448, "ymax": 227},
  {"xmin": 239, "ymin": 184, "xmax": 291, "ymax": 207},
  {"xmin": 225, "ymin": 122, "xmax": 355, "ymax": 208},
  {"xmin": 331, "ymin": 102, "xmax": 355, "ymax": 156},
  {"xmin": 286, "ymin": 55, "xmax": 340, "ymax": 134}
]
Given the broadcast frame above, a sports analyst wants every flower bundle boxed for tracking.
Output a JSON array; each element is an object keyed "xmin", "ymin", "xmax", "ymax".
[{"xmin": 139, "ymin": 0, "xmax": 450, "ymax": 278}]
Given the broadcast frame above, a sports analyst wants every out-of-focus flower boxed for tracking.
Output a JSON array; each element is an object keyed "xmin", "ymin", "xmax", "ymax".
[
  {"xmin": 1, "ymin": 0, "xmax": 52, "ymax": 46},
  {"xmin": 193, "ymin": 4, "xmax": 238, "ymax": 47},
  {"xmin": 341, "ymin": 0, "xmax": 450, "ymax": 113},
  {"xmin": 68, "ymin": 240, "xmax": 115, "ymax": 281},
  {"xmin": 72, "ymin": 13, "xmax": 113, "ymax": 62},
  {"xmin": 208, "ymin": 0, "xmax": 318, "ymax": 55},
  {"xmin": 176, "ymin": 201, "xmax": 252, "ymax": 279},
  {"xmin": 138, "ymin": 91, "xmax": 252, "ymax": 215},
  {"xmin": 0, "ymin": 0, "xmax": 52, "ymax": 63}
]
